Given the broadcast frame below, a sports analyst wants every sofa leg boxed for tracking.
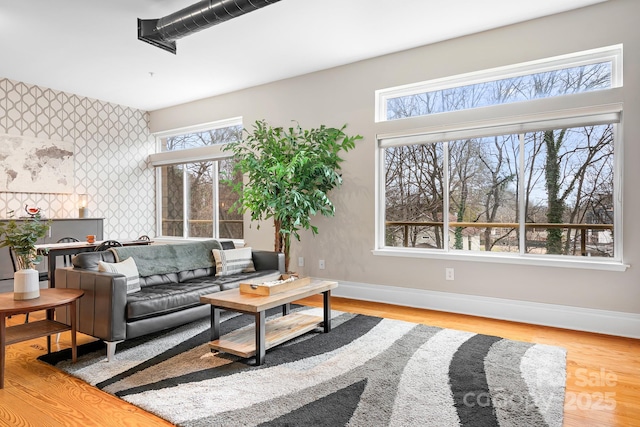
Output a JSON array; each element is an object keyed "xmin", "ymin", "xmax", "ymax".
[{"xmin": 105, "ymin": 340, "xmax": 123, "ymax": 362}]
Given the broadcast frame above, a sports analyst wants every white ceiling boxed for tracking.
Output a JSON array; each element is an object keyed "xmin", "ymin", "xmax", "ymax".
[{"xmin": 0, "ymin": 0, "xmax": 606, "ymax": 111}]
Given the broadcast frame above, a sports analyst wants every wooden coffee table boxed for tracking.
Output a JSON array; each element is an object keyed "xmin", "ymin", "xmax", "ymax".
[
  {"xmin": 0, "ymin": 288, "xmax": 84, "ymax": 389},
  {"xmin": 200, "ymin": 279, "xmax": 337, "ymax": 365}
]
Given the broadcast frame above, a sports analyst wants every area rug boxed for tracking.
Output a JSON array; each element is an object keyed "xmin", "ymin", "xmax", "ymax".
[{"xmin": 39, "ymin": 307, "xmax": 566, "ymax": 427}]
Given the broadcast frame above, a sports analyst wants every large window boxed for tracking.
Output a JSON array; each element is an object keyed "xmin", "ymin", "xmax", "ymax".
[
  {"xmin": 152, "ymin": 119, "xmax": 243, "ymax": 240},
  {"xmin": 376, "ymin": 47, "xmax": 624, "ymax": 268},
  {"xmin": 383, "ymin": 123, "xmax": 616, "ymax": 258},
  {"xmin": 376, "ymin": 45, "xmax": 622, "ymax": 122}
]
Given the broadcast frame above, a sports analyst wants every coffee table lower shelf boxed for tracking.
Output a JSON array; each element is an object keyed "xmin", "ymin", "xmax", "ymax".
[{"xmin": 209, "ymin": 312, "xmax": 322, "ymax": 358}]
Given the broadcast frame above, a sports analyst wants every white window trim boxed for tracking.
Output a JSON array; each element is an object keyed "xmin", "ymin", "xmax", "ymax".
[
  {"xmin": 374, "ymin": 103, "xmax": 626, "ymax": 271},
  {"xmin": 371, "ymin": 247, "xmax": 629, "ymax": 272},
  {"xmin": 149, "ymin": 116, "xmax": 242, "ymax": 166},
  {"xmin": 152, "ymin": 116, "xmax": 243, "ymax": 140},
  {"xmin": 375, "ymin": 44, "xmax": 623, "ymax": 123},
  {"xmin": 152, "ymin": 117, "xmax": 243, "ymax": 240}
]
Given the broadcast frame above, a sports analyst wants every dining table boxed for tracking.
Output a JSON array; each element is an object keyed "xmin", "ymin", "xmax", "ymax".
[{"xmin": 35, "ymin": 239, "xmax": 153, "ymax": 288}]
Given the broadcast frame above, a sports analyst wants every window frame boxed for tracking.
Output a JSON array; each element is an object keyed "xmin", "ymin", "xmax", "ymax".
[
  {"xmin": 375, "ymin": 45, "xmax": 623, "ymax": 123},
  {"xmin": 150, "ymin": 118, "xmax": 243, "ymax": 241},
  {"xmin": 374, "ymin": 47, "xmax": 627, "ymax": 271}
]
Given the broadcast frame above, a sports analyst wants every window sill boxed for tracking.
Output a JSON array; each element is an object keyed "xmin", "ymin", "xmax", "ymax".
[{"xmin": 372, "ymin": 248, "xmax": 629, "ymax": 272}]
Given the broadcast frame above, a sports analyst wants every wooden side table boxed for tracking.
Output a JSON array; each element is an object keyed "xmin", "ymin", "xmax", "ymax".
[{"xmin": 0, "ymin": 288, "xmax": 84, "ymax": 389}]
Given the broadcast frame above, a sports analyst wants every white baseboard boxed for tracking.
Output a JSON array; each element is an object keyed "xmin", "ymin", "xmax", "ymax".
[{"xmin": 324, "ymin": 279, "xmax": 640, "ymax": 339}]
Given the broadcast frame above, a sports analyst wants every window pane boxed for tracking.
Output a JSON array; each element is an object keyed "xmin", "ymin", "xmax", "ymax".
[
  {"xmin": 448, "ymin": 135, "xmax": 519, "ymax": 253},
  {"xmin": 385, "ymin": 144, "xmax": 445, "ymax": 248},
  {"xmin": 218, "ymin": 158, "xmax": 243, "ymax": 239},
  {"xmin": 161, "ymin": 125, "xmax": 242, "ymax": 152},
  {"xmin": 161, "ymin": 165, "xmax": 184, "ymax": 237},
  {"xmin": 523, "ymin": 125, "xmax": 614, "ymax": 257},
  {"xmin": 187, "ymin": 162, "xmax": 214, "ymax": 238},
  {"xmin": 387, "ymin": 62, "xmax": 612, "ymax": 120}
]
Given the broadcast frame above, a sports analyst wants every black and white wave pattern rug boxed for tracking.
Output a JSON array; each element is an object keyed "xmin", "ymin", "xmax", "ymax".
[{"xmin": 39, "ymin": 307, "xmax": 566, "ymax": 427}]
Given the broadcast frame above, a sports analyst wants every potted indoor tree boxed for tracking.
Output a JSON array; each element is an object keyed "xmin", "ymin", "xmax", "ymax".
[
  {"xmin": 0, "ymin": 211, "xmax": 51, "ymax": 300},
  {"xmin": 224, "ymin": 120, "xmax": 361, "ymax": 272}
]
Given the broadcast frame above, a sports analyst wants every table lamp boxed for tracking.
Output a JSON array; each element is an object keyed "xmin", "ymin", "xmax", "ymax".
[{"xmin": 78, "ymin": 194, "xmax": 88, "ymax": 218}]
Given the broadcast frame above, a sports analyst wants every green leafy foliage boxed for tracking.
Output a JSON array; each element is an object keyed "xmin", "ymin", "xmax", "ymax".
[
  {"xmin": 224, "ymin": 120, "xmax": 362, "ymax": 270},
  {"xmin": 0, "ymin": 212, "xmax": 51, "ymax": 269}
]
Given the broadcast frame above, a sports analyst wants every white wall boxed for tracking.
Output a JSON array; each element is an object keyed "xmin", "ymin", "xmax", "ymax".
[{"xmin": 149, "ymin": 0, "xmax": 640, "ymax": 333}]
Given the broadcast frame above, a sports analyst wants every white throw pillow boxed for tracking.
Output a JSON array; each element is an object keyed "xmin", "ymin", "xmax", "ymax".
[
  {"xmin": 212, "ymin": 247, "xmax": 255, "ymax": 277},
  {"xmin": 98, "ymin": 257, "xmax": 141, "ymax": 294}
]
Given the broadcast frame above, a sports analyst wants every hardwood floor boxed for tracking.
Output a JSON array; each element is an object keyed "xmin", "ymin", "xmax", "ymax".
[{"xmin": 1, "ymin": 296, "xmax": 638, "ymax": 426}]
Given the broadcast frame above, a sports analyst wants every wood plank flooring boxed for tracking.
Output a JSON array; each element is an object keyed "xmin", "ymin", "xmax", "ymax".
[{"xmin": 1, "ymin": 296, "xmax": 638, "ymax": 426}]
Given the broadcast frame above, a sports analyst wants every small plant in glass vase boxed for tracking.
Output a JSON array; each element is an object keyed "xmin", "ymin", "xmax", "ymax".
[{"xmin": 0, "ymin": 211, "xmax": 51, "ymax": 300}]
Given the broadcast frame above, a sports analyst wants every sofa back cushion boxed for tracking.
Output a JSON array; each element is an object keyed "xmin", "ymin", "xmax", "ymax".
[
  {"xmin": 72, "ymin": 250, "xmax": 117, "ymax": 270},
  {"xmin": 139, "ymin": 272, "xmax": 180, "ymax": 287},
  {"xmin": 178, "ymin": 267, "xmax": 215, "ymax": 282}
]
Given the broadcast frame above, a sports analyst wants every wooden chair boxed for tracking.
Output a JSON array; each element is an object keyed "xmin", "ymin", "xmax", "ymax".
[
  {"xmin": 56, "ymin": 237, "xmax": 80, "ymax": 267},
  {"xmin": 94, "ymin": 240, "xmax": 123, "ymax": 251},
  {"xmin": 137, "ymin": 235, "xmax": 151, "ymax": 241}
]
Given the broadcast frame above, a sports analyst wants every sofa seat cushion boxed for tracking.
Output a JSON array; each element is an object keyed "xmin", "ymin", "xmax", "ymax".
[
  {"xmin": 126, "ymin": 270, "xmax": 282, "ymax": 321},
  {"xmin": 127, "ymin": 281, "xmax": 221, "ymax": 321}
]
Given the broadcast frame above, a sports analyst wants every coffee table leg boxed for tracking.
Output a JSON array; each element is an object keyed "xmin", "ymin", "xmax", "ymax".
[
  {"xmin": 323, "ymin": 290, "xmax": 332, "ymax": 333},
  {"xmin": 255, "ymin": 311, "xmax": 266, "ymax": 365},
  {"xmin": 282, "ymin": 303, "xmax": 290, "ymax": 316},
  {"xmin": 211, "ymin": 306, "xmax": 221, "ymax": 341}
]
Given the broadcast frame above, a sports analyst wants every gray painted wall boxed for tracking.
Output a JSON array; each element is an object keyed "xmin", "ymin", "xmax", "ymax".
[{"xmin": 151, "ymin": 0, "xmax": 639, "ymax": 315}]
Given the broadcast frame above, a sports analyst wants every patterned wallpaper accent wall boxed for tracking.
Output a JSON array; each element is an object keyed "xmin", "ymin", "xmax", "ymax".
[{"xmin": 0, "ymin": 78, "xmax": 156, "ymax": 239}]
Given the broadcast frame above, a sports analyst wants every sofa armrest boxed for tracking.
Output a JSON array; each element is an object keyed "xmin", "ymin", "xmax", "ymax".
[
  {"xmin": 55, "ymin": 267, "xmax": 128, "ymax": 342},
  {"xmin": 251, "ymin": 250, "xmax": 285, "ymax": 273}
]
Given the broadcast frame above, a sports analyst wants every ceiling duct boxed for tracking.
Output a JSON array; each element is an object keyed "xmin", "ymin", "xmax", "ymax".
[{"xmin": 138, "ymin": 0, "xmax": 281, "ymax": 54}]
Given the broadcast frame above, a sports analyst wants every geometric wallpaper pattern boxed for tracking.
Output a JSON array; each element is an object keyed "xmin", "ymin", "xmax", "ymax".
[{"xmin": 0, "ymin": 78, "xmax": 156, "ymax": 239}]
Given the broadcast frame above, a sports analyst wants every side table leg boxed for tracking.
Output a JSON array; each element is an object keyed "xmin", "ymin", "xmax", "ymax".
[
  {"xmin": 71, "ymin": 300, "xmax": 78, "ymax": 363},
  {"xmin": 323, "ymin": 290, "xmax": 332, "ymax": 333},
  {"xmin": 255, "ymin": 311, "xmax": 266, "ymax": 365}
]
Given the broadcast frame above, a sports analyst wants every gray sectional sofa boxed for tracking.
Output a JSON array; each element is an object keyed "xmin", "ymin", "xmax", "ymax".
[{"xmin": 55, "ymin": 240, "xmax": 284, "ymax": 360}]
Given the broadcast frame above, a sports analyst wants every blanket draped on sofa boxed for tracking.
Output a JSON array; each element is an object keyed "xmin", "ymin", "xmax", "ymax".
[{"xmin": 111, "ymin": 240, "xmax": 223, "ymax": 277}]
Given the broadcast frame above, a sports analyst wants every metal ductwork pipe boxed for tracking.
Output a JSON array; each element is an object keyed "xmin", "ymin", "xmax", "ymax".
[{"xmin": 138, "ymin": 0, "xmax": 281, "ymax": 54}]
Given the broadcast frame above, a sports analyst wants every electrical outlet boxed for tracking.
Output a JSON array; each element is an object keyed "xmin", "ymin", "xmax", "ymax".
[
  {"xmin": 319, "ymin": 259, "xmax": 325, "ymax": 270},
  {"xmin": 298, "ymin": 257, "xmax": 304, "ymax": 267},
  {"xmin": 446, "ymin": 268, "xmax": 454, "ymax": 281}
]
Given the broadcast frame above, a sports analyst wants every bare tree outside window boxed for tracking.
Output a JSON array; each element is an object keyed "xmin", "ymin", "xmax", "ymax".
[
  {"xmin": 386, "ymin": 62, "xmax": 611, "ymax": 120},
  {"xmin": 383, "ymin": 61, "xmax": 615, "ymax": 258}
]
